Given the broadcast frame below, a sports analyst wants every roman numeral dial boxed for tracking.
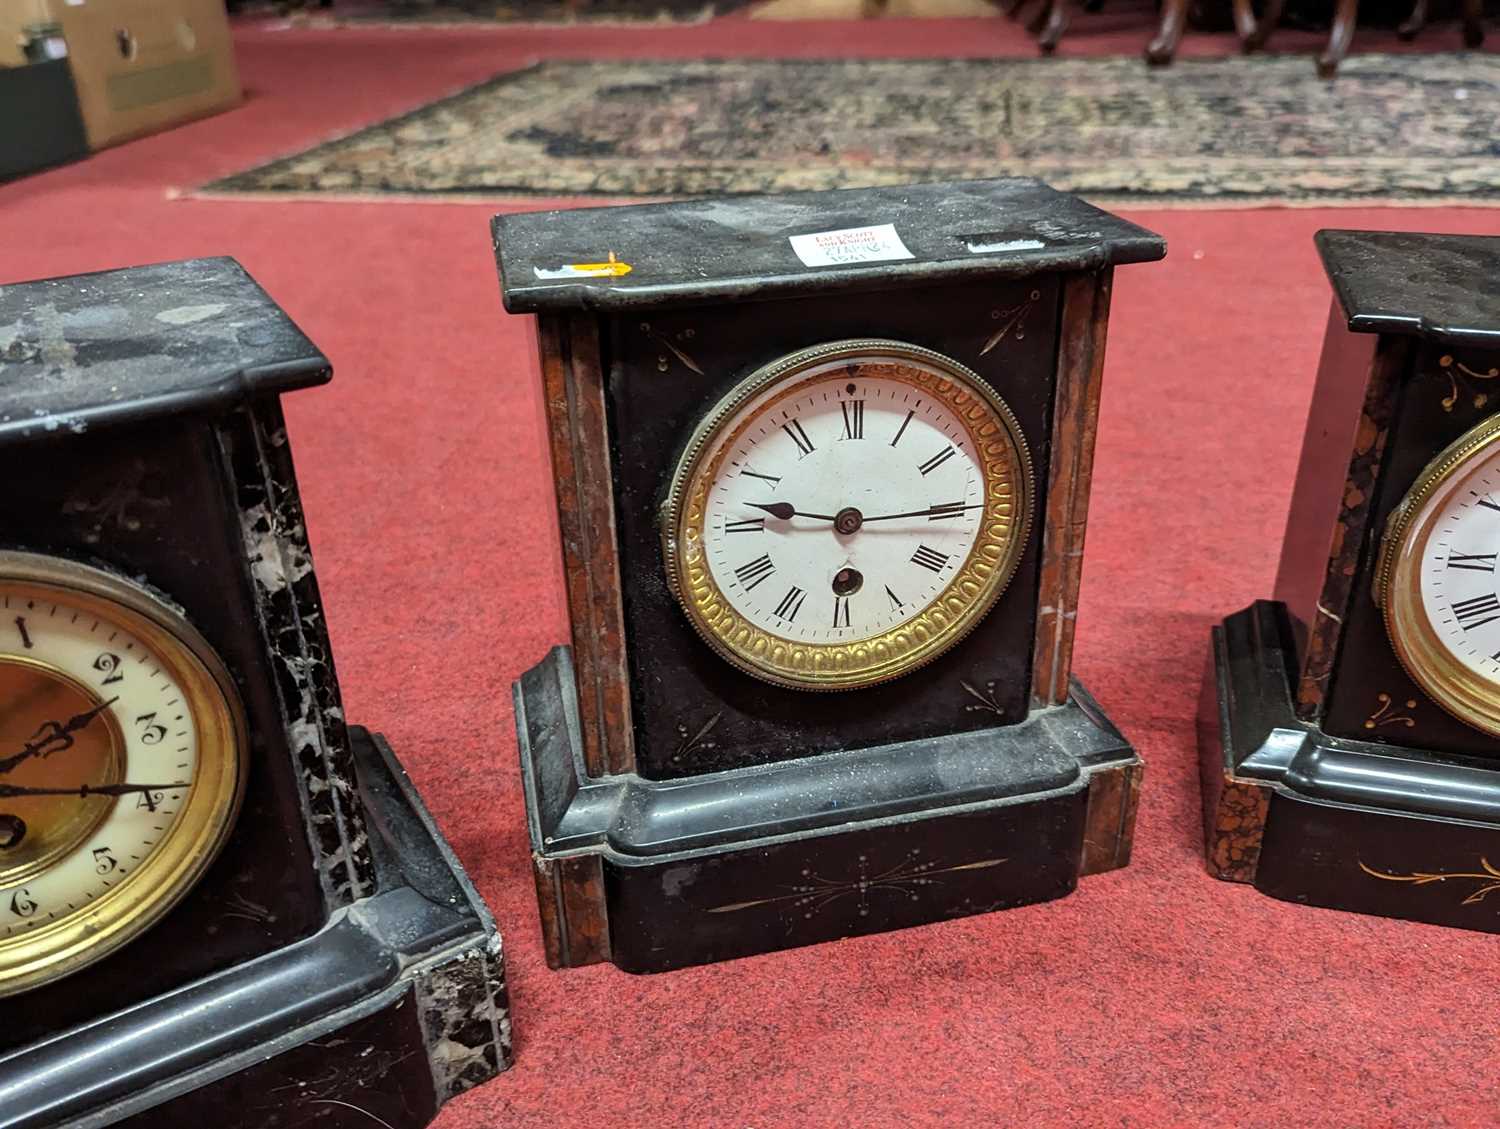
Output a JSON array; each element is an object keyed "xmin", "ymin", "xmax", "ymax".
[
  {"xmin": 1380, "ymin": 417, "xmax": 1500, "ymax": 737},
  {"xmin": 665, "ymin": 341, "xmax": 1033, "ymax": 690}
]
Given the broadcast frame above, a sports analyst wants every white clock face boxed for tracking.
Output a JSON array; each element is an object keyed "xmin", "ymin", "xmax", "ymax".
[
  {"xmin": 1414, "ymin": 451, "xmax": 1500, "ymax": 681},
  {"xmin": 701, "ymin": 366, "xmax": 986, "ymax": 646},
  {"xmin": 664, "ymin": 341, "xmax": 1032, "ymax": 691}
]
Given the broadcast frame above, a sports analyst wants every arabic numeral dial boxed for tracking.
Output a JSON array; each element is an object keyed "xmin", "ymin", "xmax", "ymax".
[{"xmin": 0, "ymin": 551, "xmax": 247, "ymax": 996}]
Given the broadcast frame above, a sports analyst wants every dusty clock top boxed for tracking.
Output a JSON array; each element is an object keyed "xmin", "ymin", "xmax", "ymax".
[
  {"xmin": 0, "ymin": 256, "xmax": 328, "ymax": 447},
  {"xmin": 493, "ymin": 178, "xmax": 1167, "ymax": 315},
  {"xmin": 1317, "ymin": 230, "xmax": 1500, "ymax": 350}
]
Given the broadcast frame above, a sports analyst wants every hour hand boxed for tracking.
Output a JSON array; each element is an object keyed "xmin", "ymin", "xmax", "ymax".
[
  {"xmin": 745, "ymin": 502, "xmax": 838, "ymax": 521},
  {"xmin": 746, "ymin": 501, "xmax": 795, "ymax": 520},
  {"xmin": 0, "ymin": 697, "xmax": 119, "ymax": 776}
]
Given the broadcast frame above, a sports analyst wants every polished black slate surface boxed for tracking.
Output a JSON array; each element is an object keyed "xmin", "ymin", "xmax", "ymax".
[
  {"xmin": 0, "ymin": 257, "xmax": 328, "ymax": 445},
  {"xmin": 518, "ymin": 647, "xmax": 1126, "ymax": 861},
  {"xmin": 1317, "ymin": 229, "xmax": 1500, "ymax": 349},
  {"xmin": 517, "ymin": 646, "xmax": 1132, "ymax": 972},
  {"xmin": 1211, "ymin": 601, "xmax": 1500, "ymax": 821},
  {"xmin": 1206, "ymin": 600, "xmax": 1500, "ymax": 936},
  {"xmin": 495, "ymin": 178, "xmax": 1167, "ymax": 313}
]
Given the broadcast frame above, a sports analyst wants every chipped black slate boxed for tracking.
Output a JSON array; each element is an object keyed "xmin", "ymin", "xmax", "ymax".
[
  {"xmin": 495, "ymin": 177, "xmax": 1166, "ymax": 314},
  {"xmin": 1318, "ymin": 230, "xmax": 1500, "ymax": 350},
  {"xmin": 0, "ymin": 256, "xmax": 328, "ymax": 446}
]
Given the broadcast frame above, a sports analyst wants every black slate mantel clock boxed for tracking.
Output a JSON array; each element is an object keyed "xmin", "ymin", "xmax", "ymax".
[
  {"xmin": 494, "ymin": 178, "xmax": 1166, "ymax": 972},
  {"xmin": 0, "ymin": 258, "xmax": 511, "ymax": 1127},
  {"xmin": 1202, "ymin": 229, "xmax": 1500, "ymax": 935}
]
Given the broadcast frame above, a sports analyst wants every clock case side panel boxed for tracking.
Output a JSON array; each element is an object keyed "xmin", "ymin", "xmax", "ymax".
[
  {"xmin": 1031, "ymin": 268, "xmax": 1143, "ymax": 874},
  {"xmin": 532, "ymin": 313, "xmax": 636, "ymax": 779},
  {"xmin": 1271, "ymin": 304, "xmax": 1407, "ymax": 721},
  {"xmin": 217, "ymin": 397, "xmax": 378, "ymax": 902},
  {"xmin": 602, "ymin": 278, "xmax": 1060, "ymax": 781},
  {"xmin": 1032, "ymin": 268, "xmax": 1112, "ymax": 707},
  {"xmin": 0, "ymin": 412, "xmax": 326, "ymax": 1047}
]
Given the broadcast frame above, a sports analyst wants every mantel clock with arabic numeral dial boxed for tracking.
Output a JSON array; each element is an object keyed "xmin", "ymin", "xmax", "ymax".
[
  {"xmin": 0, "ymin": 258, "xmax": 511, "ymax": 1127},
  {"xmin": 1201, "ymin": 229, "xmax": 1500, "ymax": 937},
  {"xmin": 495, "ymin": 178, "xmax": 1165, "ymax": 973}
]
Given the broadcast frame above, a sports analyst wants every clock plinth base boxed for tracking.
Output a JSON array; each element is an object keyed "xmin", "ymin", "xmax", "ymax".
[
  {"xmin": 1202, "ymin": 600, "xmax": 1500, "ymax": 935},
  {"xmin": 516, "ymin": 646, "xmax": 1141, "ymax": 973},
  {"xmin": 0, "ymin": 728, "xmax": 512, "ymax": 1128}
]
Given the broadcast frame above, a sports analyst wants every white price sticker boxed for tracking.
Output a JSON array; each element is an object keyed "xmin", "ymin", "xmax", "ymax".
[{"xmin": 788, "ymin": 223, "xmax": 914, "ymax": 268}]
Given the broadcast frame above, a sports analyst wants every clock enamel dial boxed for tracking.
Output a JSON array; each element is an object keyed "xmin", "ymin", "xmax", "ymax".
[
  {"xmin": 1378, "ymin": 414, "xmax": 1500, "ymax": 737},
  {"xmin": 0, "ymin": 551, "xmax": 246, "ymax": 997},
  {"xmin": 663, "ymin": 340, "xmax": 1033, "ymax": 691}
]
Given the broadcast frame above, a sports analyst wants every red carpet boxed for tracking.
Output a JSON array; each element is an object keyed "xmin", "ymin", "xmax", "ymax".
[{"xmin": 5, "ymin": 14, "xmax": 1500, "ymax": 1126}]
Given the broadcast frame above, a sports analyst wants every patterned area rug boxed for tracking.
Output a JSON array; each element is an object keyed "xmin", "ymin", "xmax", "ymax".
[
  {"xmin": 241, "ymin": 0, "xmax": 746, "ymax": 25},
  {"xmin": 201, "ymin": 54, "xmax": 1500, "ymax": 205},
  {"xmin": 338, "ymin": 0, "xmax": 748, "ymax": 25}
]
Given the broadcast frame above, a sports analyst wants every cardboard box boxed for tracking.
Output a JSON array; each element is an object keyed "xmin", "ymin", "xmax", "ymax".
[{"xmin": 0, "ymin": 0, "xmax": 240, "ymax": 150}]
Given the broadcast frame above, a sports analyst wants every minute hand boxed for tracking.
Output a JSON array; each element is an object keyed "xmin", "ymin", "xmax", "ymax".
[
  {"xmin": 862, "ymin": 503, "xmax": 986, "ymax": 522},
  {"xmin": 0, "ymin": 782, "xmax": 185, "ymax": 800}
]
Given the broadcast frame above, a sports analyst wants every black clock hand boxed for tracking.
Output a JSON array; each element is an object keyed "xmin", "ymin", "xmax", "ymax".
[
  {"xmin": 0, "ymin": 782, "xmax": 185, "ymax": 800},
  {"xmin": 0, "ymin": 698, "xmax": 119, "ymax": 777},
  {"xmin": 745, "ymin": 502, "xmax": 839, "ymax": 521},
  {"xmin": 861, "ymin": 503, "xmax": 986, "ymax": 523}
]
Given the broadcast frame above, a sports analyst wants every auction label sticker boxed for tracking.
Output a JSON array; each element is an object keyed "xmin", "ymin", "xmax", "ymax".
[
  {"xmin": 533, "ymin": 251, "xmax": 633, "ymax": 280},
  {"xmin": 788, "ymin": 223, "xmax": 915, "ymax": 268}
]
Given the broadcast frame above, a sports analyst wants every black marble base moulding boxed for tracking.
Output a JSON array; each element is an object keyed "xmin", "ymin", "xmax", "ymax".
[
  {"xmin": 1202, "ymin": 601, "xmax": 1500, "ymax": 935},
  {"xmin": 0, "ymin": 730, "xmax": 512, "ymax": 1129},
  {"xmin": 516, "ymin": 647, "xmax": 1141, "ymax": 974}
]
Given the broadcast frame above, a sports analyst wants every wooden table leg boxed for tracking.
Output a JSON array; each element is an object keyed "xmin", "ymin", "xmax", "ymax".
[
  {"xmin": 1248, "ymin": 0, "xmax": 1285, "ymax": 47},
  {"xmin": 1035, "ymin": 0, "xmax": 1070, "ymax": 51},
  {"xmin": 1145, "ymin": 0, "xmax": 1189, "ymax": 64},
  {"xmin": 1231, "ymin": 0, "xmax": 1258, "ymax": 39},
  {"xmin": 1233, "ymin": 0, "xmax": 1286, "ymax": 49},
  {"xmin": 1396, "ymin": 0, "xmax": 1426, "ymax": 40},
  {"xmin": 1316, "ymin": 0, "xmax": 1357, "ymax": 76},
  {"xmin": 1461, "ymin": 0, "xmax": 1484, "ymax": 47}
]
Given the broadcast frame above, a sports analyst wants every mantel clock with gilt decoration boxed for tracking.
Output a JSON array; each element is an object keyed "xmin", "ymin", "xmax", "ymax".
[
  {"xmin": 0, "ymin": 258, "xmax": 511, "ymax": 1126},
  {"xmin": 494, "ymin": 178, "xmax": 1165, "ymax": 972},
  {"xmin": 1202, "ymin": 230, "xmax": 1500, "ymax": 934}
]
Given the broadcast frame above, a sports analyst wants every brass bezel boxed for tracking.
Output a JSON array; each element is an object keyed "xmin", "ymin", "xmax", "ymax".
[
  {"xmin": 0, "ymin": 551, "xmax": 248, "ymax": 997},
  {"xmin": 661, "ymin": 339, "xmax": 1034, "ymax": 691},
  {"xmin": 1376, "ymin": 413, "xmax": 1500, "ymax": 738}
]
